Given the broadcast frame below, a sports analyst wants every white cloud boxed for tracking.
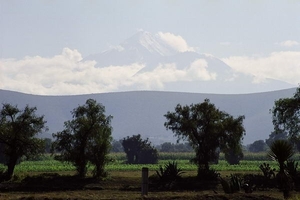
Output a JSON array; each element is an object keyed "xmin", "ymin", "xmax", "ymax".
[
  {"xmin": 278, "ymin": 40, "xmax": 299, "ymax": 47},
  {"xmin": 157, "ymin": 32, "xmax": 195, "ymax": 52},
  {"xmin": 0, "ymin": 48, "xmax": 144, "ymax": 95},
  {"xmin": 0, "ymin": 49, "xmax": 216, "ymax": 95},
  {"xmin": 2, "ymin": 45, "xmax": 299, "ymax": 96},
  {"xmin": 131, "ymin": 59, "xmax": 216, "ymax": 90},
  {"xmin": 61, "ymin": 48, "xmax": 83, "ymax": 61},
  {"xmin": 187, "ymin": 59, "xmax": 217, "ymax": 81},
  {"xmin": 222, "ymin": 51, "xmax": 300, "ymax": 85}
]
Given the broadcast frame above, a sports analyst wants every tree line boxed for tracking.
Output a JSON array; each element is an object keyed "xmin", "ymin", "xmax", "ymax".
[{"xmin": 0, "ymin": 87, "xmax": 300, "ymax": 181}]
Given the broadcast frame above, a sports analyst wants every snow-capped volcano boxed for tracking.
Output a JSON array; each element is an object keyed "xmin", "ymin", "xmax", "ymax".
[
  {"xmin": 122, "ymin": 31, "xmax": 178, "ymax": 56},
  {"xmin": 83, "ymin": 31, "xmax": 294, "ymax": 94},
  {"xmin": 84, "ymin": 31, "xmax": 179, "ymax": 67},
  {"xmin": 85, "ymin": 31, "xmax": 231, "ymax": 75}
]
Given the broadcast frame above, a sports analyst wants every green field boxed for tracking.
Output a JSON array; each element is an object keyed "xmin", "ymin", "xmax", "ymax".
[
  {"xmin": 5, "ymin": 152, "xmax": 299, "ymax": 173},
  {"xmin": 9, "ymin": 159, "xmax": 278, "ymax": 173}
]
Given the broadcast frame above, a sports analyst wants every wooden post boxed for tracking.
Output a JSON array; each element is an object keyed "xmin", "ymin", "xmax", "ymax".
[{"xmin": 141, "ymin": 167, "xmax": 149, "ymax": 196}]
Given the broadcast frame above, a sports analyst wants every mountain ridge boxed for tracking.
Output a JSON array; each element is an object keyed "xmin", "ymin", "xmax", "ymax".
[{"xmin": 0, "ymin": 88, "xmax": 297, "ymax": 145}]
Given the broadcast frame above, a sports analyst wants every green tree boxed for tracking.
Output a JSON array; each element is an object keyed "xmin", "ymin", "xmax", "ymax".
[
  {"xmin": 159, "ymin": 142, "xmax": 193, "ymax": 152},
  {"xmin": 52, "ymin": 99, "xmax": 112, "ymax": 178},
  {"xmin": 111, "ymin": 139, "xmax": 123, "ymax": 152},
  {"xmin": 43, "ymin": 138, "xmax": 52, "ymax": 153},
  {"xmin": 164, "ymin": 99, "xmax": 245, "ymax": 176},
  {"xmin": 122, "ymin": 134, "xmax": 158, "ymax": 164},
  {"xmin": 266, "ymin": 131, "xmax": 288, "ymax": 147},
  {"xmin": 272, "ymin": 87, "xmax": 300, "ymax": 151},
  {"xmin": 160, "ymin": 142, "xmax": 175, "ymax": 152},
  {"xmin": 248, "ymin": 140, "xmax": 267, "ymax": 152},
  {"xmin": 0, "ymin": 104, "xmax": 47, "ymax": 180},
  {"xmin": 220, "ymin": 115, "xmax": 245, "ymax": 165}
]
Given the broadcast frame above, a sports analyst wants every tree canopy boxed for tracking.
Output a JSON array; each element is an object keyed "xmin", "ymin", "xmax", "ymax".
[
  {"xmin": 248, "ymin": 140, "xmax": 267, "ymax": 153},
  {"xmin": 164, "ymin": 99, "xmax": 245, "ymax": 176},
  {"xmin": 122, "ymin": 134, "xmax": 158, "ymax": 164},
  {"xmin": 0, "ymin": 104, "xmax": 47, "ymax": 180},
  {"xmin": 52, "ymin": 99, "xmax": 112, "ymax": 178},
  {"xmin": 272, "ymin": 87, "xmax": 300, "ymax": 151},
  {"xmin": 159, "ymin": 142, "xmax": 193, "ymax": 152}
]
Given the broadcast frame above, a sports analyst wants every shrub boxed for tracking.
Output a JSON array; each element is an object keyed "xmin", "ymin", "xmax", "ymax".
[
  {"xmin": 285, "ymin": 160, "xmax": 299, "ymax": 184},
  {"xmin": 197, "ymin": 168, "xmax": 220, "ymax": 181},
  {"xmin": 220, "ymin": 174, "xmax": 243, "ymax": 194},
  {"xmin": 259, "ymin": 163, "xmax": 276, "ymax": 180},
  {"xmin": 155, "ymin": 161, "xmax": 184, "ymax": 189},
  {"xmin": 122, "ymin": 134, "xmax": 158, "ymax": 164}
]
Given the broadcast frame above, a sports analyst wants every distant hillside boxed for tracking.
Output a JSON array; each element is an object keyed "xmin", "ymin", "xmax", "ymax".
[{"xmin": 0, "ymin": 88, "xmax": 296, "ymax": 145}]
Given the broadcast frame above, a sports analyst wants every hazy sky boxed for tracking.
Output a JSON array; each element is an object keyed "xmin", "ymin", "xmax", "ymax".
[{"xmin": 1, "ymin": 0, "xmax": 300, "ymax": 95}]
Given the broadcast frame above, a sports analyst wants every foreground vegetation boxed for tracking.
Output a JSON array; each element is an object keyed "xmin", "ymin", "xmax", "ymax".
[
  {"xmin": 0, "ymin": 171, "xmax": 288, "ymax": 200},
  {"xmin": 0, "ymin": 152, "xmax": 299, "ymax": 199}
]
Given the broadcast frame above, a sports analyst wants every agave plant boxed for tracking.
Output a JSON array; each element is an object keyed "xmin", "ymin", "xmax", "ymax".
[
  {"xmin": 259, "ymin": 163, "xmax": 276, "ymax": 180},
  {"xmin": 268, "ymin": 140, "xmax": 295, "ymax": 199},
  {"xmin": 156, "ymin": 161, "xmax": 185, "ymax": 189},
  {"xmin": 268, "ymin": 140, "xmax": 294, "ymax": 174}
]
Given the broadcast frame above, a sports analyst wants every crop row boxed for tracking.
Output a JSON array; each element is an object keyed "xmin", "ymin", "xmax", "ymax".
[
  {"xmin": 1, "ymin": 152, "xmax": 298, "ymax": 173},
  {"xmin": 0, "ymin": 159, "xmax": 279, "ymax": 173}
]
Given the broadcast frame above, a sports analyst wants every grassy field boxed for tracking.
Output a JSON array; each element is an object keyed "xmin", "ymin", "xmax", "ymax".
[{"xmin": 0, "ymin": 152, "xmax": 299, "ymax": 199}]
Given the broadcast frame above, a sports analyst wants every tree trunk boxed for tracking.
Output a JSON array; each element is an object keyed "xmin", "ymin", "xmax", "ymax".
[
  {"xmin": 6, "ymin": 157, "xmax": 17, "ymax": 180},
  {"xmin": 78, "ymin": 162, "xmax": 87, "ymax": 178},
  {"xmin": 204, "ymin": 161, "xmax": 209, "ymax": 171}
]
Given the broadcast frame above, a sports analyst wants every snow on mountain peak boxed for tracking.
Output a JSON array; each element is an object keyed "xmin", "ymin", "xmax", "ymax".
[{"xmin": 121, "ymin": 31, "xmax": 179, "ymax": 56}]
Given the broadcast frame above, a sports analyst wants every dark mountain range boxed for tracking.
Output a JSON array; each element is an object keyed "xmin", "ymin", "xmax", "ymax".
[{"xmin": 0, "ymin": 88, "xmax": 296, "ymax": 145}]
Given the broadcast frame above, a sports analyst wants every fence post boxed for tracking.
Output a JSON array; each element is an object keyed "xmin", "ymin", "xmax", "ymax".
[{"xmin": 141, "ymin": 167, "xmax": 149, "ymax": 196}]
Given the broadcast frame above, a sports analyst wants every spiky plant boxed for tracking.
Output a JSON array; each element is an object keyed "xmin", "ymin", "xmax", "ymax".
[
  {"xmin": 156, "ymin": 161, "xmax": 184, "ymax": 189},
  {"xmin": 268, "ymin": 140, "xmax": 295, "ymax": 199},
  {"xmin": 268, "ymin": 140, "xmax": 294, "ymax": 173}
]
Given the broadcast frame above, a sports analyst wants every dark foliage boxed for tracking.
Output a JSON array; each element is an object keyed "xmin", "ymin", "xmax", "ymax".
[
  {"xmin": 224, "ymin": 148, "xmax": 244, "ymax": 165},
  {"xmin": 164, "ymin": 99, "xmax": 245, "ymax": 175},
  {"xmin": 0, "ymin": 104, "xmax": 47, "ymax": 180},
  {"xmin": 271, "ymin": 87, "xmax": 300, "ymax": 151},
  {"xmin": 197, "ymin": 168, "xmax": 220, "ymax": 181},
  {"xmin": 43, "ymin": 138, "xmax": 52, "ymax": 153},
  {"xmin": 268, "ymin": 140, "xmax": 295, "ymax": 199},
  {"xmin": 155, "ymin": 161, "xmax": 184, "ymax": 189},
  {"xmin": 159, "ymin": 142, "xmax": 193, "ymax": 152},
  {"xmin": 220, "ymin": 174, "xmax": 243, "ymax": 194},
  {"xmin": 249, "ymin": 140, "xmax": 267, "ymax": 153},
  {"xmin": 285, "ymin": 160, "xmax": 300, "ymax": 185},
  {"xmin": 52, "ymin": 99, "xmax": 112, "ymax": 178},
  {"xmin": 111, "ymin": 139, "xmax": 123, "ymax": 152},
  {"xmin": 259, "ymin": 163, "xmax": 276, "ymax": 181},
  {"xmin": 122, "ymin": 134, "xmax": 158, "ymax": 164}
]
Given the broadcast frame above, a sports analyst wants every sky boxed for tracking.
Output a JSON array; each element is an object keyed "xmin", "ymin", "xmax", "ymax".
[{"xmin": 1, "ymin": 0, "xmax": 300, "ymax": 95}]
